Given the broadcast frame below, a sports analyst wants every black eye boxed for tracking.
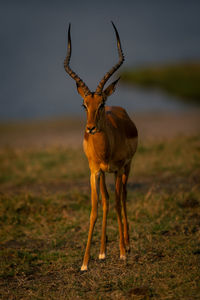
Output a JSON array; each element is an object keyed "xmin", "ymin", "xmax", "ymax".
[
  {"xmin": 82, "ymin": 103, "xmax": 87, "ymax": 110},
  {"xmin": 99, "ymin": 103, "xmax": 105, "ymax": 110}
]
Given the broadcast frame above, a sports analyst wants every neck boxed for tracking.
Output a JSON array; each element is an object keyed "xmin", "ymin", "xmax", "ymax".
[
  {"xmin": 98, "ymin": 108, "xmax": 107, "ymax": 133},
  {"xmin": 84, "ymin": 109, "xmax": 111, "ymax": 163}
]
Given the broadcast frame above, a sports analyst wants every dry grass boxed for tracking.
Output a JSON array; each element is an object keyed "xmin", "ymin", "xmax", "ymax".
[{"xmin": 0, "ymin": 130, "xmax": 200, "ymax": 299}]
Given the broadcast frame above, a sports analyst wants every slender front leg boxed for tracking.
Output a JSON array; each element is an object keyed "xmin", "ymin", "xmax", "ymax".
[
  {"xmin": 81, "ymin": 171, "xmax": 100, "ymax": 271},
  {"xmin": 99, "ymin": 172, "xmax": 109, "ymax": 260},
  {"xmin": 115, "ymin": 173, "xmax": 126, "ymax": 259}
]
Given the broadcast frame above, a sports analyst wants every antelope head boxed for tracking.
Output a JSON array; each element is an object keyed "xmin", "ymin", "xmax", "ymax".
[{"xmin": 64, "ymin": 22, "xmax": 124, "ymax": 135}]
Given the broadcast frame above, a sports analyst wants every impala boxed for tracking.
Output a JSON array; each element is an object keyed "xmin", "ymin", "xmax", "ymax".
[{"xmin": 64, "ymin": 22, "xmax": 138, "ymax": 271}]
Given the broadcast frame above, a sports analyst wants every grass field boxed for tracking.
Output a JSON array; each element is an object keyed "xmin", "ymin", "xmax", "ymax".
[
  {"xmin": 0, "ymin": 126, "xmax": 200, "ymax": 299},
  {"xmin": 121, "ymin": 62, "xmax": 200, "ymax": 103}
]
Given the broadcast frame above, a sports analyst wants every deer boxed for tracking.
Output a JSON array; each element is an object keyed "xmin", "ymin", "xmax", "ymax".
[{"xmin": 64, "ymin": 22, "xmax": 138, "ymax": 271}]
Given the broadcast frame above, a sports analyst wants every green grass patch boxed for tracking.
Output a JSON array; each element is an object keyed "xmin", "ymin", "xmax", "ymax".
[
  {"xmin": 121, "ymin": 62, "xmax": 200, "ymax": 102},
  {"xmin": 0, "ymin": 135, "xmax": 200, "ymax": 299}
]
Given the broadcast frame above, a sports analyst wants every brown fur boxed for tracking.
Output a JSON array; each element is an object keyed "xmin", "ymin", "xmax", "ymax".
[
  {"xmin": 64, "ymin": 23, "xmax": 138, "ymax": 271},
  {"xmin": 79, "ymin": 90, "xmax": 138, "ymax": 271}
]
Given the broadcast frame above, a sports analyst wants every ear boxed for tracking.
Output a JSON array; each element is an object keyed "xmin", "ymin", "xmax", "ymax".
[
  {"xmin": 103, "ymin": 77, "xmax": 120, "ymax": 98},
  {"xmin": 76, "ymin": 83, "xmax": 85, "ymax": 98}
]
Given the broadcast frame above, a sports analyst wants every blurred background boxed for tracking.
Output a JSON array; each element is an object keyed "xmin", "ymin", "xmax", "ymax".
[
  {"xmin": 1, "ymin": 0, "xmax": 200, "ymax": 121},
  {"xmin": 1, "ymin": 2, "xmax": 200, "ymax": 296}
]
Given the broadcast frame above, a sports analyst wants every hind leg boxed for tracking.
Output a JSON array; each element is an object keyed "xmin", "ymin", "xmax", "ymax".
[
  {"xmin": 115, "ymin": 173, "xmax": 126, "ymax": 259},
  {"xmin": 122, "ymin": 162, "xmax": 131, "ymax": 252}
]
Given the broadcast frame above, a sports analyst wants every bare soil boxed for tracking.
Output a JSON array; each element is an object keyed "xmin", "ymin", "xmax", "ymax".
[{"xmin": 0, "ymin": 111, "xmax": 200, "ymax": 299}]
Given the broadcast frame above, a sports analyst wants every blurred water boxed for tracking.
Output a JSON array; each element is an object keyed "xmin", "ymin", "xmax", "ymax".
[{"xmin": 0, "ymin": 0, "xmax": 200, "ymax": 120}]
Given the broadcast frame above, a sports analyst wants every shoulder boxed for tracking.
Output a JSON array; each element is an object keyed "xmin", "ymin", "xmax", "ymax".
[{"xmin": 105, "ymin": 106, "xmax": 138, "ymax": 138}]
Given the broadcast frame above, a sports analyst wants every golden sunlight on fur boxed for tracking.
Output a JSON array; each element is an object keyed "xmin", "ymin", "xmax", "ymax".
[{"xmin": 64, "ymin": 22, "xmax": 138, "ymax": 271}]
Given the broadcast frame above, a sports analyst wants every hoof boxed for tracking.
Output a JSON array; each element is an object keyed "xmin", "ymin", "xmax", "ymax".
[
  {"xmin": 81, "ymin": 264, "xmax": 88, "ymax": 271},
  {"xmin": 120, "ymin": 254, "xmax": 126, "ymax": 260},
  {"xmin": 99, "ymin": 253, "xmax": 106, "ymax": 260}
]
